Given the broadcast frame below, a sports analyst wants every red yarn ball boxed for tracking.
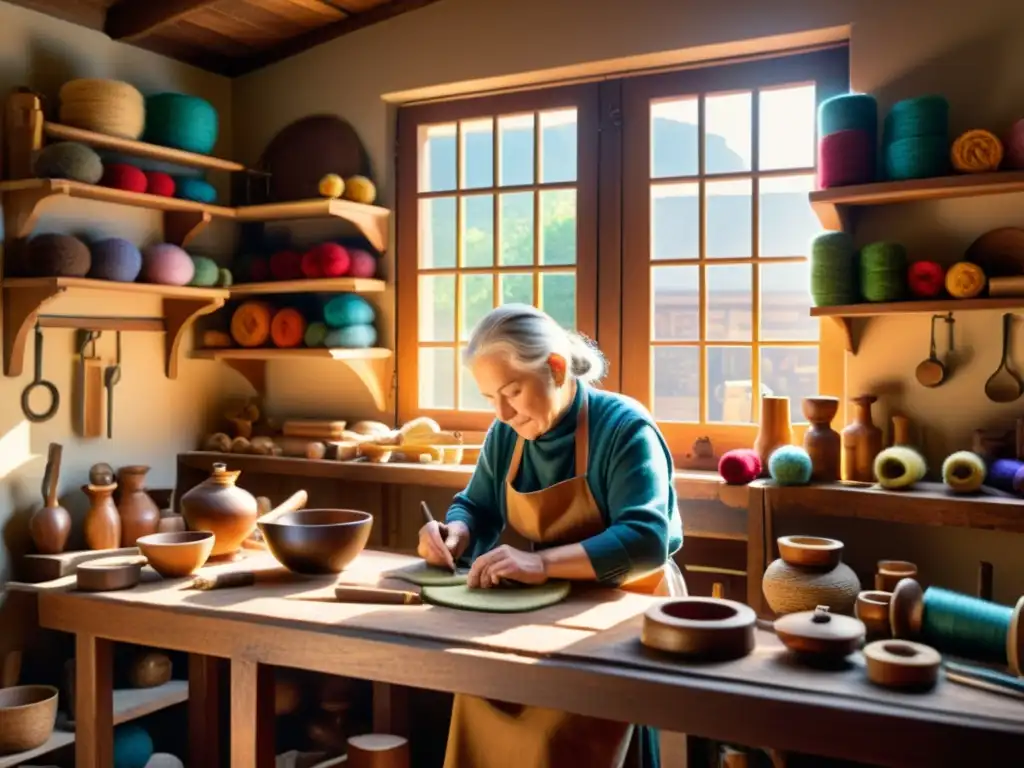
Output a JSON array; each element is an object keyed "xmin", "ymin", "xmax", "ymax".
[
  {"xmin": 269, "ymin": 250, "xmax": 303, "ymax": 280},
  {"xmin": 348, "ymin": 248, "xmax": 377, "ymax": 278},
  {"xmin": 305, "ymin": 243, "xmax": 351, "ymax": 278},
  {"xmin": 908, "ymin": 260, "xmax": 945, "ymax": 298},
  {"xmin": 718, "ymin": 449, "xmax": 762, "ymax": 485},
  {"xmin": 817, "ymin": 129, "xmax": 875, "ymax": 189},
  {"xmin": 300, "ymin": 250, "xmax": 323, "ymax": 278},
  {"xmin": 145, "ymin": 171, "xmax": 175, "ymax": 197},
  {"xmin": 101, "ymin": 163, "xmax": 147, "ymax": 193}
]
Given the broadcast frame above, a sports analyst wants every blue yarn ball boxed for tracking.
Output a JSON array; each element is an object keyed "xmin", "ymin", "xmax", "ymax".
[
  {"xmin": 175, "ymin": 177, "xmax": 217, "ymax": 203},
  {"xmin": 144, "ymin": 93, "xmax": 219, "ymax": 154},
  {"xmin": 88, "ymin": 237, "xmax": 142, "ymax": 282},
  {"xmin": 113, "ymin": 724, "xmax": 154, "ymax": 768},
  {"xmin": 768, "ymin": 445, "xmax": 813, "ymax": 486},
  {"xmin": 324, "ymin": 323, "xmax": 378, "ymax": 349},
  {"xmin": 323, "ymin": 293, "xmax": 375, "ymax": 328},
  {"xmin": 883, "ymin": 95, "xmax": 949, "ymax": 144},
  {"xmin": 818, "ymin": 93, "xmax": 877, "ymax": 138}
]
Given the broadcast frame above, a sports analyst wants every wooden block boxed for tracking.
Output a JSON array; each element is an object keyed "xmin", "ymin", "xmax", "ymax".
[{"xmin": 21, "ymin": 547, "xmax": 139, "ymax": 583}]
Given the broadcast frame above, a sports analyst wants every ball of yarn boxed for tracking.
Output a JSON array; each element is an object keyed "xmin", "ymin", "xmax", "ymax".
[
  {"xmin": 810, "ymin": 232, "xmax": 858, "ymax": 306},
  {"xmin": 113, "ymin": 723, "xmax": 154, "ymax": 768},
  {"xmin": 102, "ymin": 163, "xmax": 147, "ymax": 193},
  {"xmin": 324, "ymin": 323, "xmax": 378, "ymax": 348},
  {"xmin": 145, "ymin": 171, "xmax": 175, "ymax": 197},
  {"xmin": 817, "ymin": 129, "xmax": 875, "ymax": 188},
  {"xmin": 319, "ymin": 173, "xmax": 345, "ymax": 198},
  {"xmin": 89, "ymin": 237, "xmax": 142, "ymax": 282},
  {"xmin": 874, "ymin": 446, "xmax": 926, "ymax": 489},
  {"xmin": 344, "ymin": 175, "xmax": 377, "ymax": 204},
  {"xmin": 34, "ymin": 141, "xmax": 103, "ymax": 184},
  {"xmin": 818, "ymin": 93, "xmax": 878, "ymax": 139},
  {"xmin": 270, "ymin": 308, "xmax": 307, "ymax": 348},
  {"xmin": 767, "ymin": 445, "xmax": 812, "ymax": 486},
  {"xmin": 944, "ymin": 261, "xmax": 986, "ymax": 298},
  {"xmin": 859, "ymin": 242, "xmax": 907, "ymax": 302},
  {"xmin": 302, "ymin": 243, "xmax": 350, "ymax": 279},
  {"xmin": 189, "ymin": 256, "xmax": 220, "ymax": 286},
  {"xmin": 951, "ymin": 129, "xmax": 1003, "ymax": 173},
  {"xmin": 269, "ymin": 250, "xmax": 303, "ymax": 281},
  {"xmin": 141, "ymin": 243, "xmax": 195, "ymax": 286},
  {"xmin": 304, "ymin": 321, "xmax": 328, "ymax": 347},
  {"xmin": 217, "ymin": 267, "xmax": 233, "ymax": 287},
  {"xmin": 884, "ymin": 135, "xmax": 950, "ymax": 180},
  {"xmin": 58, "ymin": 78, "xmax": 145, "ymax": 140},
  {"xmin": 323, "ymin": 293, "xmax": 375, "ymax": 328},
  {"xmin": 883, "ymin": 95, "xmax": 949, "ymax": 143},
  {"xmin": 1003, "ymin": 118, "xmax": 1024, "ymax": 170},
  {"xmin": 942, "ymin": 451, "xmax": 986, "ymax": 494},
  {"xmin": 718, "ymin": 449, "xmax": 762, "ymax": 485},
  {"xmin": 144, "ymin": 93, "xmax": 219, "ymax": 154},
  {"xmin": 175, "ymin": 177, "xmax": 217, "ymax": 204},
  {"xmin": 231, "ymin": 301, "xmax": 272, "ymax": 347},
  {"xmin": 907, "ymin": 261, "xmax": 945, "ymax": 298},
  {"xmin": 27, "ymin": 233, "xmax": 90, "ymax": 277},
  {"xmin": 347, "ymin": 248, "xmax": 378, "ymax": 278},
  {"xmin": 986, "ymin": 458, "xmax": 1023, "ymax": 493}
]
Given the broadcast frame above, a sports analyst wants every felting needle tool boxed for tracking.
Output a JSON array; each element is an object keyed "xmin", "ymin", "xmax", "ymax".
[{"xmin": 420, "ymin": 501, "xmax": 456, "ymax": 573}]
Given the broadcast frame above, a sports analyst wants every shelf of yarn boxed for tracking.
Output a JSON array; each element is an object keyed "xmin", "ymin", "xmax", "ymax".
[
  {"xmin": 235, "ymin": 198, "xmax": 391, "ymax": 253},
  {"xmin": 228, "ymin": 277, "xmax": 386, "ymax": 297},
  {"xmin": 2, "ymin": 277, "xmax": 228, "ymax": 378},
  {"xmin": 0, "ymin": 680, "xmax": 187, "ymax": 768},
  {"xmin": 192, "ymin": 346, "xmax": 393, "ymax": 410},
  {"xmin": 809, "ymin": 170, "xmax": 1024, "ymax": 232},
  {"xmin": 0, "ymin": 178, "xmax": 233, "ymax": 247}
]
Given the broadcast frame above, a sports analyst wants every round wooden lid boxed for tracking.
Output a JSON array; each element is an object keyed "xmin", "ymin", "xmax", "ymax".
[{"xmin": 774, "ymin": 605, "xmax": 865, "ymax": 658}]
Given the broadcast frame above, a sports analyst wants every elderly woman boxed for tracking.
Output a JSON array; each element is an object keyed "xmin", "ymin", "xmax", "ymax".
[{"xmin": 417, "ymin": 303, "xmax": 684, "ymax": 768}]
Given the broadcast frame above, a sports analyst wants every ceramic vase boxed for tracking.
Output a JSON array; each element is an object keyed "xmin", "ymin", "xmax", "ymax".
[
  {"xmin": 179, "ymin": 462, "xmax": 258, "ymax": 558},
  {"xmin": 117, "ymin": 465, "xmax": 161, "ymax": 546},
  {"xmin": 762, "ymin": 535, "xmax": 860, "ymax": 616},
  {"xmin": 83, "ymin": 483, "xmax": 121, "ymax": 550},
  {"xmin": 841, "ymin": 395, "xmax": 883, "ymax": 482},
  {"xmin": 753, "ymin": 396, "xmax": 793, "ymax": 475},
  {"xmin": 802, "ymin": 396, "xmax": 841, "ymax": 482}
]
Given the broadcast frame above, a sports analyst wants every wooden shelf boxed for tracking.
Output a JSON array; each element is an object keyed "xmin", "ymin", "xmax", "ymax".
[
  {"xmin": 3, "ymin": 277, "xmax": 227, "ymax": 378},
  {"xmin": 43, "ymin": 122, "xmax": 247, "ymax": 173},
  {"xmin": 236, "ymin": 198, "xmax": 391, "ymax": 253},
  {"xmin": 230, "ymin": 277, "xmax": 386, "ymax": 296},
  {"xmin": 192, "ymin": 347, "xmax": 393, "ymax": 410},
  {"xmin": 0, "ymin": 681, "xmax": 187, "ymax": 768},
  {"xmin": 809, "ymin": 171, "xmax": 1024, "ymax": 230}
]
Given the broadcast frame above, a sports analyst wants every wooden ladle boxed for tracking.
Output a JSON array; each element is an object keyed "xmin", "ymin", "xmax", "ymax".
[
  {"xmin": 985, "ymin": 313, "xmax": 1024, "ymax": 403},
  {"xmin": 241, "ymin": 490, "xmax": 308, "ymax": 550},
  {"xmin": 915, "ymin": 315, "xmax": 947, "ymax": 388}
]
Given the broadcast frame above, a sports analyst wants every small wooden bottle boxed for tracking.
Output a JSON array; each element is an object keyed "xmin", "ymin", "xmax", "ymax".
[
  {"xmin": 891, "ymin": 413, "xmax": 913, "ymax": 447},
  {"xmin": 802, "ymin": 396, "xmax": 841, "ymax": 482},
  {"xmin": 753, "ymin": 396, "xmax": 793, "ymax": 475},
  {"xmin": 841, "ymin": 395, "xmax": 883, "ymax": 483}
]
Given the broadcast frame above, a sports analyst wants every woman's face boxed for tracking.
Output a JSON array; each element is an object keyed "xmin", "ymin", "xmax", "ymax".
[{"xmin": 470, "ymin": 352, "xmax": 571, "ymax": 440}]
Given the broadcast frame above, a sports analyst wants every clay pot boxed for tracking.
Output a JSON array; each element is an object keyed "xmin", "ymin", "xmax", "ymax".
[
  {"xmin": 762, "ymin": 535, "xmax": 860, "ymax": 616},
  {"xmin": 179, "ymin": 462, "xmax": 259, "ymax": 558},
  {"xmin": 802, "ymin": 397, "xmax": 840, "ymax": 482},
  {"xmin": 753, "ymin": 396, "xmax": 793, "ymax": 474},
  {"xmin": 856, "ymin": 590, "xmax": 893, "ymax": 640},
  {"xmin": 841, "ymin": 394, "xmax": 883, "ymax": 483},
  {"xmin": 117, "ymin": 465, "xmax": 161, "ymax": 546},
  {"xmin": 83, "ymin": 483, "xmax": 121, "ymax": 550}
]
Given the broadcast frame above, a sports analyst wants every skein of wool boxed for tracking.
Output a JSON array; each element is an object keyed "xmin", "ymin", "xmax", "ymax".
[
  {"xmin": 810, "ymin": 232, "xmax": 858, "ymax": 306},
  {"xmin": 986, "ymin": 458, "xmax": 1024, "ymax": 493},
  {"xmin": 942, "ymin": 451, "xmax": 986, "ymax": 494},
  {"xmin": 718, "ymin": 449, "xmax": 762, "ymax": 485},
  {"xmin": 951, "ymin": 129, "xmax": 1003, "ymax": 173},
  {"xmin": 882, "ymin": 95, "xmax": 950, "ymax": 180},
  {"xmin": 859, "ymin": 242, "xmax": 907, "ymax": 302},
  {"xmin": 874, "ymin": 446, "xmax": 926, "ymax": 490},
  {"xmin": 816, "ymin": 94, "xmax": 877, "ymax": 188}
]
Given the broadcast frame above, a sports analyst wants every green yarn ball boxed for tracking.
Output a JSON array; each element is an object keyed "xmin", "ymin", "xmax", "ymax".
[
  {"xmin": 859, "ymin": 241, "xmax": 907, "ymax": 302},
  {"xmin": 818, "ymin": 93, "xmax": 878, "ymax": 139},
  {"xmin": 304, "ymin": 321, "xmax": 327, "ymax": 347},
  {"xmin": 810, "ymin": 231, "xmax": 858, "ymax": 306},
  {"xmin": 883, "ymin": 95, "xmax": 949, "ymax": 143},
  {"xmin": 768, "ymin": 445, "xmax": 813, "ymax": 486},
  {"xmin": 144, "ymin": 93, "xmax": 219, "ymax": 154},
  {"xmin": 189, "ymin": 256, "xmax": 219, "ymax": 286}
]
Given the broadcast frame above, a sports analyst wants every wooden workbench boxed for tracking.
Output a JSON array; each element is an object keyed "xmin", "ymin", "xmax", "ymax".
[{"xmin": 21, "ymin": 550, "xmax": 1024, "ymax": 768}]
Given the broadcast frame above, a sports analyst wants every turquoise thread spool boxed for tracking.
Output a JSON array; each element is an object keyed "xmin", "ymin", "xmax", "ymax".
[
  {"xmin": 818, "ymin": 93, "xmax": 878, "ymax": 139},
  {"xmin": 881, "ymin": 95, "xmax": 950, "ymax": 180}
]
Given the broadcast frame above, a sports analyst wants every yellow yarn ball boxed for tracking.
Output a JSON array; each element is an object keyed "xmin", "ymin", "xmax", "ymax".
[
  {"xmin": 318, "ymin": 173, "xmax": 345, "ymax": 199},
  {"xmin": 344, "ymin": 175, "xmax": 377, "ymax": 204},
  {"xmin": 941, "ymin": 450, "xmax": 986, "ymax": 493},
  {"xmin": 951, "ymin": 129, "xmax": 1004, "ymax": 173},
  {"xmin": 945, "ymin": 262, "xmax": 986, "ymax": 299},
  {"xmin": 874, "ymin": 446, "xmax": 926, "ymax": 490}
]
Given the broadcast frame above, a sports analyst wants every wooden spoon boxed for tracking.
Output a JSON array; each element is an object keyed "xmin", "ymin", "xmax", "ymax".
[{"xmin": 985, "ymin": 313, "xmax": 1024, "ymax": 403}]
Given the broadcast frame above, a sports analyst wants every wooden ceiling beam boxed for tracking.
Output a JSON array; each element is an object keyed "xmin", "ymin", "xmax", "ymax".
[
  {"xmin": 105, "ymin": 0, "xmax": 222, "ymax": 41},
  {"xmin": 1, "ymin": 0, "xmax": 106, "ymax": 30}
]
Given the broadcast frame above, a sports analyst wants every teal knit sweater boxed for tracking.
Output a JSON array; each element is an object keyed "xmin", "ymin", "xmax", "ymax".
[{"xmin": 445, "ymin": 384, "xmax": 683, "ymax": 585}]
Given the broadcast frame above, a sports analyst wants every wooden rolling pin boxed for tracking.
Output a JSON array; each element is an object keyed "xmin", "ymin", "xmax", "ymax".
[{"xmin": 241, "ymin": 489, "xmax": 308, "ymax": 550}]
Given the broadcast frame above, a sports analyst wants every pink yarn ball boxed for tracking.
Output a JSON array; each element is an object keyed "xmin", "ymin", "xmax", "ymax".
[
  {"xmin": 348, "ymin": 248, "xmax": 377, "ymax": 278},
  {"xmin": 141, "ymin": 243, "xmax": 195, "ymax": 285},
  {"xmin": 1003, "ymin": 119, "xmax": 1024, "ymax": 170}
]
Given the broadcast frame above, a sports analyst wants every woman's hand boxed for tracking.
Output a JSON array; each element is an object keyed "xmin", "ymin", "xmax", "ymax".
[
  {"xmin": 417, "ymin": 520, "xmax": 469, "ymax": 569},
  {"xmin": 468, "ymin": 545, "xmax": 547, "ymax": 588}
]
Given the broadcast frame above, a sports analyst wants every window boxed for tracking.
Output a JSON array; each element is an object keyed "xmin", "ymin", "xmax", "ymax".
[{"xmin": 397, "ymin": 46, "xmax": 849, "ymax": 457}]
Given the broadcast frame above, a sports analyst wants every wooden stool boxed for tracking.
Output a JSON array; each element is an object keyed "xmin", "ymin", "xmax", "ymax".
[{"xmin": 347, "ymin": 734, "xmax": 410, "ymax": 768}]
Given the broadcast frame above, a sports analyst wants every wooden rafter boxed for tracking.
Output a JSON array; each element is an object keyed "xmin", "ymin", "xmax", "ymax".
[
  {"xmin": 1, "ymin": 0, "xmax": 105, "ymax": 30},
  {"xmin": 105, "ymin": 0, "xmax": 221, "ymax": 41}
]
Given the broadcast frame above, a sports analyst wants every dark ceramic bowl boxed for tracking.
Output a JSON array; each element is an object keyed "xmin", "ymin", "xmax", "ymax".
[{"xmin": 258, "ymin": 509, "xmax": 373, "ymax": 575}]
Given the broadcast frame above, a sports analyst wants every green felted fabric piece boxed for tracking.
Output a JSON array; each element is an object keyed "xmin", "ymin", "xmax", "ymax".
[
  {"xmin": 385, "ymin": 561, "xmax": 469, "ymax": 586},
  {"xmin": 421, "ymin": 580, "xmax": 571, "ymax": 613}
]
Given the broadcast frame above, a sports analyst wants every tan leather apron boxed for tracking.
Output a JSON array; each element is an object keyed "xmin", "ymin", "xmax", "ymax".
[{"xmin": 443, "ymin": 389, "xmax": 687, "ymax": 768}]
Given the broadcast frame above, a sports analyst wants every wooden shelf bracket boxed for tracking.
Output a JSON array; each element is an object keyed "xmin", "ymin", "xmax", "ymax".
[
  {"xmin": 347, "ymin": 354, "xmax": 394, "ymax": 411},
  {"xmin": 830, "ymin": 316, "xmax": 857, "ymax": 355},
  {"xmin": 4, "ymin": 185, "xmax": 62, "ymax": 240},
  {"xmin": 224, "ymin": 359, "xmax": 267, "ymax": 393},
  {"xmin": 165, "ymin": 210, "xmax": 213, "ymax": 249},
  {"xmin": 3, "ymin": 282, "xmax": 67, "ymax": 376},
  {"xmin": 163, "ymin": 296, "xmax": 226, "ymax": 379}
]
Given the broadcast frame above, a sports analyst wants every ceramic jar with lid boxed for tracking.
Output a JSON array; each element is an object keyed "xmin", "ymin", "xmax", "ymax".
[
  {"xmin": 762, "ymin": 535, "xmax": 861, "ymax": 616},
  {"xmin": 179, "ymin": 463, "xmax": 258, "ymax": 558}
]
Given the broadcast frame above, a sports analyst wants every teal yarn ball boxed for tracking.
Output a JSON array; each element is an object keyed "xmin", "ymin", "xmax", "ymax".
[
  {"xmin": 810, "ymin": 232, "xmax": 858, "ymax": 306},
  {"xmin": 324, "ymin": 323, "xmax": 378, "ymax": 348},
  {"xmin": 175, "ymin": 177, "xmax": 217, "ymax": 203},
  {"xmin": 323, "ymin": 293, "xmax": 375, "ymax": 328},
  {"xmin": 884, "ymin": 136, "xmax": 950, "ymax": 180},
  {"xmin": 113, "ymin": 723, "xmax": 154, "ymax": 768},
  {"xmin": 818, "ymin": 93, "xmax": 878, "ymax": 139},
  {"xmin": 859, "ymin": 241, "xmax": 907, "ymax": 302},
  {"xmin": 883, "ymin": 95, "xmax": 949, "ymax": 143},
  {"xmin": 144, "ymin": 93, "xmax": 219, "ymax": 154},
  {"xmin": 768, "ymin": 445, "xmax": 813, "ymax": 486}
]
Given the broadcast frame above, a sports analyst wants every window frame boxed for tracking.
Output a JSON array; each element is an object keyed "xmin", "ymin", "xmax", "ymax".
[{"xmin": 395, "ymin": 83, "xmax": 601, "ymax": 432}]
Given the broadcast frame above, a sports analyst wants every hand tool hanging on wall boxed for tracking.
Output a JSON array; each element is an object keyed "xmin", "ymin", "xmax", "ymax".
[
  {"xmin": 20, "ymin": 324, "xmax": 60, "ymax": 423},
  {"xmin": 103, "ymin": 331, "xmax": 122, "ymax": 439},
  {"xmin": 74, "ymin": 330, "xmax": 103, "ymax": 438}
]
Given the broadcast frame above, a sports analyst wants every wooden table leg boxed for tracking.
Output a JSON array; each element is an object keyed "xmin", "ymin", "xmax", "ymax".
[
  {"xmin": 189, "ymin": 654, "xmax": 222, "ymax": 768},
  {"xmin": 372, "ymin": 681, "xmax": 410, "ymax": 736},
  {"xmin": 230, "ymin": 658, "xmax": 274, "ymax": 768},
  {"xmin": 75, "ymin": 633, "xmax": 113, "ymax": 768}
]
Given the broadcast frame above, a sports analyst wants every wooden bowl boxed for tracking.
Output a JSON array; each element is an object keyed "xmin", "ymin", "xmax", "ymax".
[
  {"xmin": 0, "ymin": 684, "xmax": 59, "ymax": 754},
  {"xmin": 777, "ymin": 535, "xmax": 844, "ymax": 569},
  {"xmin": 137, "ymin": 531, "xmax": 215, "ymax": 578},
  {"xmin": 258, "ymin": 509, "xmax": 373, "ymax": 575}
]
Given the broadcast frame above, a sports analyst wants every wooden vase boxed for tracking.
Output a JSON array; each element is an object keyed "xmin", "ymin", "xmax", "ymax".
[
  {"xmin": 801, "ymin": 396, "xmax": 840, "ymax": 482},
  {"xmin": 753, "ymin": 396, "xmax": 793, "ymax": 474},
  {"xmin": 28, "ymin": 443, "xmax": 71, "ymax": 555},
  {"xmin": 762, "ymin": 535, "xmax": 860, "ymax": 616},
  {"xmin": 83, "ymin": 483, "xmax": 120, "ymax": 550},
  {"xmin": 891, "ymin": 414, "xmax": 912, "ymax": 447},
  {"xmin": 117, "ymin": 465, "xmax": 161, "ymax": 547},
  {"xmin": 179, "ymin": 462, "xmax": 259, "ymax": 558},
  {"xmin": 841, "ymin": 395, "xmax": 883, "ymax": 483}
]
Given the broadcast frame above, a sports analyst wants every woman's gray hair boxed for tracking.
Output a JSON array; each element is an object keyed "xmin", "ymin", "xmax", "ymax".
[{"xmin": 462, "ymin": 304, "xmax": 607, "ymax": 384}]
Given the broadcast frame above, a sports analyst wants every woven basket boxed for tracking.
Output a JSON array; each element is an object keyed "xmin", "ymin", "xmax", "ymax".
[{"xmin": 58, "ymin": 78, "xmax": 145, "ymax": 140}]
